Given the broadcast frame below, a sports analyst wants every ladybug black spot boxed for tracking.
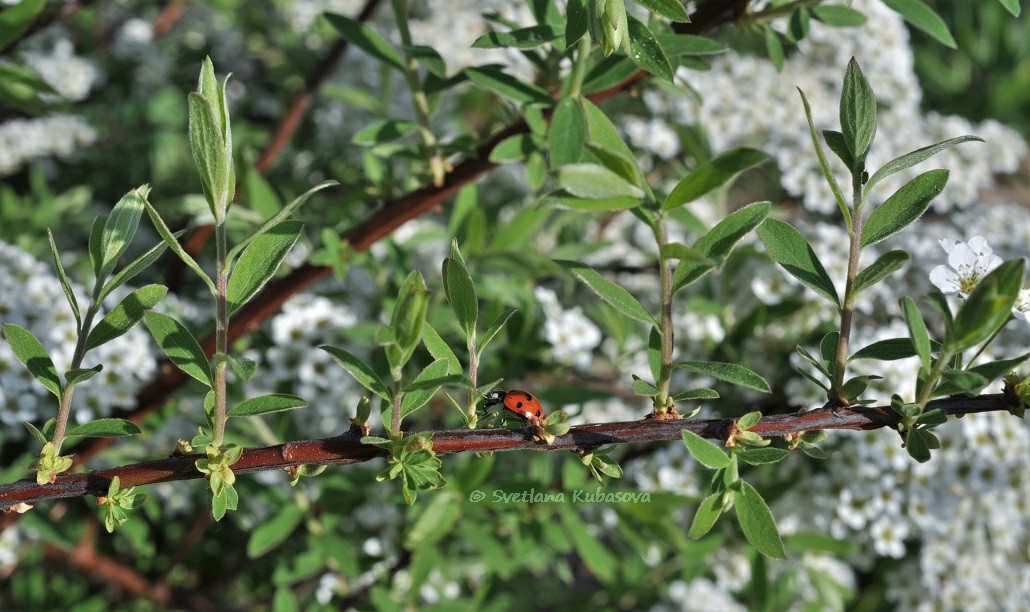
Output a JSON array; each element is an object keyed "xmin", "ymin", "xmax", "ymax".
[
  {"xmin": 536, "ymin": 410, "xmax": 541, "ymax": 416},
  {"xmin": 516, "ymin": 401, "xmax": 523, "ymax": 408},
  {"xmin": 526, "ymin": 394, "xmax": 534, "ymax": 401}
]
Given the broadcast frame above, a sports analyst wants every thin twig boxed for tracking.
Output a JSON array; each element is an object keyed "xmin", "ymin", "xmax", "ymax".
[{"xmin": 0, "ymin": 394, "xmax": 1017, "ymax": 510}]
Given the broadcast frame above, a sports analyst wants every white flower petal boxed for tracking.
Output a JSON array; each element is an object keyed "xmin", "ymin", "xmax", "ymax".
[
  {"xmin": 938, "ymin": 238, "xmax": 961, "ymax": 254},
  {"xmin": 929, "ymin": 265, "xmax": 960, "ymax": 294},
  {"xmin": 966, "ymin": 235, "xmax": 993, "ymax": 258},
  {"xmin": 947, "ymin": 243, "xmax": 979, "ymax": 273}
]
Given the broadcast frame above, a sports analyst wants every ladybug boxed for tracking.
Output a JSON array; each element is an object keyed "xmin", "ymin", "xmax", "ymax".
[{"xmin": 483, "ymin": 390, "xmax": 546, "ymax": 423}]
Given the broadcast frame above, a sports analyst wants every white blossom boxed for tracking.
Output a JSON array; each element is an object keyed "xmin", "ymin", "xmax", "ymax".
[{"xmin": 929, "ymin": 235, "xmax": 1003, "ymax": 297}]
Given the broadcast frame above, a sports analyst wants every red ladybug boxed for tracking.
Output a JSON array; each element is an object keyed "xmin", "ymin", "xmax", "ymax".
[{"xmin": 483, "ymin": 390, "xmax": 546, "ymax": 423}]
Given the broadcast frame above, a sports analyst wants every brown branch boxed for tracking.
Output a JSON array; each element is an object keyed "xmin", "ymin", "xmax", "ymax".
[
  {"xmin": 1, "ymin": 394, "xmax": 1017, "ymax": 510},
  {"xmin": 0, "ymin": 0, "xmax": 96, "ymax": 57}
]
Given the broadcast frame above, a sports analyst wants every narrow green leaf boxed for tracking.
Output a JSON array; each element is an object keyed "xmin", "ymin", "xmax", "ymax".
[
  {"xmin": 0, "ymin": 0, "xmax": 46, "ymax": 48},
  {"xmin": 811, "ymin": 5, "xmax": 867, "ymax": 26},
  {"xmin": 673, "ymin": 388, "xmax": 719, "ymax": 401},
  {"xmin": 763, "ymin": 26, "xmax": 784, "ymax": 71},
  {"xmin": 396, "ymin": 360, "xmax": 451, "ymax": 419},
  {"xmin": 324, "ymin": 13, "xmax": 405, "ymax": 69},
  {"xmin": 626, "ymin": 16, "xmax": 673, "ymax": 82},
  {"xmin": 821, "ymin": 130, "xmax": 854, "ymax": 170},
  {"xmin": 655, "ymin": 34, "xmax": 727, "ymax": 56},
  {"xmin": 97, "ymin": 236, "xmax": 176, "ymax": 303},
  {"xmin": 489, "ymin": 133, "xmax": 537, "ymax": 163},
  {"xmin": 996, "ymin": 0, "xmax": 1020, "ymax": 17},
  {"xmin": 664, "ymin": 148, "xmax": 768, "ymax": 210},
  {"xmin": 321, "ymin": 345, "xmax": 391, "ymax": 401},
  {"xmin": 228, "ymin": 181, "xmax": 335, "ymax": 267},
  {"xmin": 86, "ymin": 285, "xmax": 167, "ymax": 351},
  {"xmin": 681, "ymin": 430, "xmax": 731, "ymax": 469},
  {"xmin": 142, "ymin": 196, "xmax": 216, "ymax": 294},
  {"xmin": 442, "ymin": 257, "xmax": 478, "ymax": 336},
  {"xmin": 647, "ymin": 327, "xmax": 662, "ymax": 384},
  {"xmin": 901, "ymin": 297, "xmax": 931, "ymax": 372},
  {"xmin": 464, "ymin": 66, "xmax": 553, "ymax": 105},
  {"xmin": 352, "ymin": 119, "xmax": 417, "ymax": 145},
  {"xmin": 584, "ymin": 142, "xmax": 642, "ymax": 188},
  {"xmin": 478, "ymin": 307, "xmax": 518, "ymax": 355},
  {"xmin": 25, "ymin": 422, "xmax": 48, "ymax": 445},
  {"xmin": 65, "ymin": 365, "xmax": 102, "ymax": 386},
  {"xmin": 757, "ymin": 219, "xmax": 840, "ymax": 307},
  {"xmin": 851, "ymin": 338, "xmax": 925, "ymax": 361},
  {"xmin": 65, "ymin": 418, "xmax": 142, "ymax": 439},
  {"xmin": 853, "ymin": 250, "xmax": 909, "ymax": 294},
  {"xmin": 580, "ymin": 98, "xmax": 638, "ymax": 164},
  {"xmin": 797, "ymin": 88, "xmax": 851, "ymax": 227},
  {"xmin": 188, "ymin": 93, "xmax": 229, "ymax": 220},
  {"xmin": 839, "ymin": 58, "xmax": 877, "ymax": 163},
  {"xmin": 2, "ymin": 323, "xmax": 61, "ymax": 396},
  {"xmin": 883, "ymin": 0, "xmax": 957, "ymax": 48},
  {"xmin": 46, "ymin": 229, "xmax": 80, "ymax": 328},
  {"xmin": 633, "ymin": 378, "xmax": 661, "ymax": 396},
  {"xmin": 227, "ymin": 221, "xmax": 303, "ymax": 313},
  {"xmin": 100, "ymin": 187, "xmax": 148, "ymax": 277},
  {"xmin": 867, "ymin": 136, "xmax": 982, "ymax": 192},
  {"xmin": 661, "ymin": 243, "xmax": 711, "ymax": 264},
  {"xmin": 423, "ymin": 323, "xmax": 462, "ymax": 375},
  {"xmin": 672, "ymin": 202, "xmax": 771, "ymax": 292},
  {"xmin": 565, "ymin": 0, "xmax": 588, "ymax": 46},
  {"xmin": 783, "ymin": 531, "xmax": 858, "ymax": 555},
  {"xmin": 229, "ymin": 394, "xmax": 307, "ymax": 417},
  {"xmin": 636, "ymin": 0, "xmax": 690, "ymax": 21},
  {"xmin": 949, "ymin": 259, "xmax": 1024, "ymax": 351},
  {"xmin": 737, "ymin": 448, "xmax": 790, "ymax": 465},
  {"xmin": 557, "ymin": 163, "xmax": 644, "ymax": 199},
  {"xmin": 540, "ymin": 190, "xmax": 641, "ymax": 212},
  {"xmin": 675, "ymin": 361, "xmax": 771, "ymax": 393},
  {"xmin": 862, "ymin": 169, "xmax": 949, "ymax": 247},
  {"xmin": 88, "ymin": 215, "xmax": 105, "ymax": 279},
  {"xmin": 247, "ymin": 505, "xmax": 304, "ymax": 558},
  {"xmin": 389, "ymin": 271, "xmax": 430, "ymax": 361},
  {"xmin": 549, "ymin": 97, "xmax": 586, "ymax": 167},
  {"xmin": 689, "ymin": 491, "xmax": 724, "ymax": 539},
  {"xmin": 734, "ymin": 481, "xmax": 786, "ymax": 558},
  {"xmin": 143, "ymin": 311, "xmax": 213, "ymax": 387},
  {"xmin": 555, "ymin": 260, "xmax": 656, "ymax": 326},
  {"xmin": 905, "ymin": 428, "xmax": 931, "ymax": 462},
  {"xmin": 472, "ymin": 24, "xmax": 562, "ymax": 49}
]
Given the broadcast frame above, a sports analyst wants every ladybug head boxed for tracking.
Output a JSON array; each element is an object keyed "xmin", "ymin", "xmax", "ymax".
[{"xmin": 483, "ymin": 390, "xmax": 507, "ymax": 407}]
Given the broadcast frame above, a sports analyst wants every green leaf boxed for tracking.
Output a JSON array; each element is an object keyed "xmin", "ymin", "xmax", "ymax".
[
  {"xmin": 883, "ymin": 0, "xmax": 956, "ymax": 48},
  {"xmin": 996, "ymin": 0, "xmax": 1020, "ymax": 17},
  {"xmin": 25, "ymin": 422, "xmax": 48, "ymax": 445},
  {"xmin": 580, "ymin": 98, "xmax": 638, "ymax": 165},
  {"xmin": 97, "ymin": 236, "xmax": 175, "ymax": 303},
  {"xmin": 555, "ymin": 260, "xmax": 656, "ymax": 326},
  {"xmin": 839, "ymin": 58, "xmax": 877, "ymax": 164},
  {"xmin": 866, "ymin": 136, "xmax": 982, "ymax": 192},
  {"xmin": 656, "ymin": 34, "xmax": 727, "ymax": 56},
  {"xmin": 557, "ymin": 163, "xmax": 643, "ymax": 199},
  {"xmin": 734, "ymin": 481, "xmax": 786, "ymax": 559},
  {"xmin": 229, "ymin": 394, "xmax": 307, "ymax": 418},
  {"xmin": 549, "ymin": 97, "xmax": 587, "ymax": 167},
  {"xmin": 626, "ymin": 16, "xmax": 673, "ymax": 82},
  {"xmin": 584, "ymin": 142, "xmax": 643, "ymax": 188},
  {"xmin": 65, "ymin": 365, "xmax": 102, "ymax": 386},
  {"xmin": 100, "ymin": 187, "xmax": 148, "ymax": 277},
  {"xmin": 673, "ymin": 388, "xmax": 719, "ymax": 401},
  {"xmin": 230, "ymin": 356, "xmax": 257, "ymax": 382},
  {"xmin": 324, "ymin": 13, "xmax": 404, "ymax": 69},
  {"xmin": 0, "ymin": 0, "xmax": 46, "ymax": 48},
  {"xmin": 822, "ymin": 130, "xmax": 854, "ymax": 170},
  {"xmin": 540, "ymin": 190, "xmax": 641, "ymax": 212},
  {"xmin": 488, "ymin": 133, "xmax": 537, "ymax": 163},
  {"xmin": 661, "ymin": 243, "xmax": 711, "ymax": 264},
  {"xmin": 565, "ymin": 0, "xmax": 588, "ymax": 46},
  {"xmin": 689, "ymin": 491, "xmax": 724, "ymax": 539},
  {"xmin": 664, "ymin": 148, "xmax": 767, "ymax": 210},
  {"xmin": 227, "ymin": 181, "xmax": 335, "ymax": 267},
  {"xmin": 442, "ymin": 257, "xmax": 478, "ymax": 337},
  {"xmin": 737, "ymin": 448, "xmax": 790, "ymax": 465},
  {"xmin": 321, "ymin": 345, "xmax": 391, "ymax": 401},
  {"xmin": 478, "ymin": 307, "xmax": 518, "ymax": 355},
  {"xmin": 905, "ymin": 427, "xmax": 931, "ymax": 462},
  {"xmin": 937, "ymin": 370, "xmax": 990, "ymax": 394},
  {"xmin": 464, "ymin": 66, "xmax": 553, "ymax": 105},
  {"xmin": 226, "ymin": 221, "xmax": 303, "ymax": 314},
  {"xmin": 861, "ymin": 169, "xmax": 949, "ymax": 247},
  {"xmin": 85, "ymin": 285, "xmax": 167, "ymax": 351},
  {"xmin": 65, "ymin": 419, "xmax": 142, "ymax": 439},
  {"xmin": 738, "ymin": 411, "xmax": 762, "ymax": 430},
  {"xmin": 763, "ymin": 26, "xmax": 784, "ymax": 71},
  {"xmin": 561, "ymin": 510, "xmax": 617, "ymax": 584},
  {"xmin": 681, "ymin": 430, "xmax": 730, "ymax": 468},
  {"xmin": 46, "ymin": 229, "xmax": 80, "ymax": 328},
  {"xmin": 389, "ymin": 271, "xmax": 430, "ymax": 365},
  {"xmin": 472, "ymin": 24, "xmax": 562, "ymax": 49},
  {"xmin": 88, "ymin": 215, "xmax": 105, "ymax": 279},
  {"xmin": 352, "ymin": 119, "xmax": 417, "ymax": 145},
  {"xmin": 797, "ymin": 88, "xmax": 851, "ymax": 227},
  {"xmin": 783, "ymin": 531, "xmax": 858, "ymax": 555},
  {"xmin": 672, "ymin": 202, "xmax": 771, "ymax": 292},
  {"xmin": 247, "ymin": 505, "xmax": 303, "ymax": 558},
  {"xmin": 647, "ymin": 327, "xmax": 662, "ymax": 383},
  {"xmin": 143, "ymin": 311, "xmax": 213, "ymax": 387},
  {"xmin": 396, "ymin": 360, "xmax": 451, "ymax": 419},
  {"xmin": 675, "ymin": 361, "xmax": 771, "ymax": 393},
  {"xmin": 142, "ymin": 196, "xmax": 216, "ymax": 294},
  {"xmin": 633, "ymin": 378, "xmax": 661, "ymax": 396},
  {"xmin": 901, "ymin": 297, "xmax": 931, "ymax": 372},
  {"xmin": 188, "ymin": 93, "xmax": 229, "ymax": 220},
  {"xmin": 2, "ymin": 323, "xmax": 61, "ymax": 397},
  {"xmin": 851, "ymin": 338, "xmax": 927, "ymax": 361},
  {"xmin": 636, "ymin": 0, "xmax": 690, "ymax": 21},
  {"xmin": 811, "ymin": 5, "xmax": 867, "ymax": 26},
  {"xmin": 757, "ymin": 219, "xmax": 839, "ymax": 307},
  {"xmin": 423, "ymin": 323, "xmax": 462, "ymax": 375},
  {"xmin": 949, "ymin": 259, "xmax": 1024, "ymax": 351},
  {"xmin": 853, "ymin": 250, "xmax": 909, "ymax": 294}
]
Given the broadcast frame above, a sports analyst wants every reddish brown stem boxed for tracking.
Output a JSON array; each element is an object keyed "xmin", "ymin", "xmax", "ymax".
[{"xmin": 1, "ymin": 394, "xmax": 1016, "ymax": 510}]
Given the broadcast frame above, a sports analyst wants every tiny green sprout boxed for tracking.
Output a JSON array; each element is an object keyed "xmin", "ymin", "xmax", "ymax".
[
  {"xmin": 98, "ymin": 476, "xmax": 146, "ymax": 533},
  {"xmin": 31, "ymin": 442, "xmax": 73, "ymax": 485},
  {"xmin": 288, "ymin": 464, "xmax": 328, "ymax": 487},
  {"xmin": 367, "ymin": 433, "xmax": 446, "ymax": 505},
  {"xmin": 580, "ymin": 448, "xmax": 623, "ymax": 484},
  {"xmin": 726, "ymin": 411, "xmax": 770, "ymax": 448},
  {"xmin": 349, "ymin": 396, "xmax": 373, "ymax": 436},
  {"xmin": 532, "ymin": 410, "xmax": 570, "ymax": 445},
  {"xmin": 1003, "ymin": 373, "xmax": 1028, "ymax": 418},
  {"xmin": 195, "ymin": 443, "xmax": 243, "ymax": 519},
  {"xmin": 786, "ymin": 430, "xmax": 829, "ymax": 459}
]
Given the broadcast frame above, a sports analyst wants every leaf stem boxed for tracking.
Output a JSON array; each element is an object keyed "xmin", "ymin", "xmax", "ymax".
[
  {"xmin": 966, "ymin": 320, "xmax": 1008, "ymax": 368},
  {"xmin": 655, "ymin": 211, "xmax": 675, "ymax": 411},
  {"xmin": 391, "ymin": 0, "xmax": 445, "ymax": 186},
  {"xmin": 391, "ymin": 379, "xmax": 403, "ymax": 439},
  {"xmin": 53, "ymin": 287, "xmax": 103, "ymax": 454},
  {"xmin": 831, "ymin": 172, "xmax": 865, "ymax": 402},
  {"xmin": 915, "ymin": 350, "xmax": 951, "ymax": 408},
  {"xmin": 212, "ymin": 221, "xmax": 229, "ymax": 447},
  {"xmin": 466, "ymin": 333, "xmax": 478, "ymax": 428},
  {"xmin": 567, "ymin": 36, "xmax": 592, "ymax": 98}
]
